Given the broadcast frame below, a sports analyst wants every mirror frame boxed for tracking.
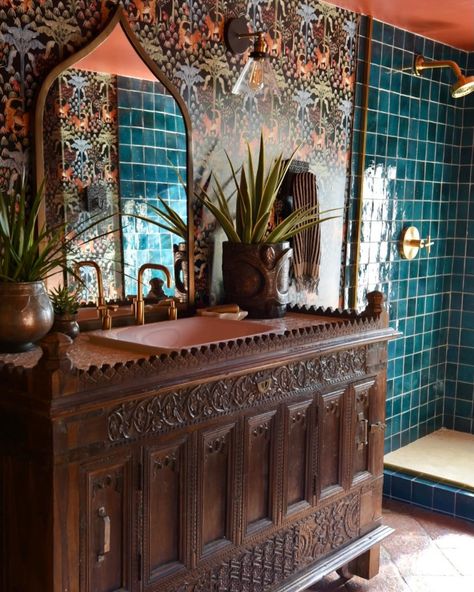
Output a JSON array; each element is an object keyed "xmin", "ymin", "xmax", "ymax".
[{"xmin": 34, "ymin": 6, "xmax": 195, "ymax": 308}]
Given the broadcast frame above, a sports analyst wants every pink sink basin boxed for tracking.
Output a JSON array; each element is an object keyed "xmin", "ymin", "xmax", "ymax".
[
  {"xmin": 77, "ymin": 305, "xmax": 133, "ymax": 322},
  {"xmin": 88, "ymin": 316, "xmax": 276, "ymax": 354}
]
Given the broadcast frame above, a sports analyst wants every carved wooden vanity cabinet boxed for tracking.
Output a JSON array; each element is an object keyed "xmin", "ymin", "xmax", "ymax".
[{"xmin": 0, "ymin": 293, "xmax": 396, "ymax": 592}]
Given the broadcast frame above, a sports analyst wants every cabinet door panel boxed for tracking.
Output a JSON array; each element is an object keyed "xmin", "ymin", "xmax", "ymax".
[
  {"xmin": 283, "ymin": 400, "xmax": 313, "ymax": 516},
  {"xmin": 144, "ymin": 438, "xmax": 187, "ymax": 585},
  {"xmin": 243, "ymin": 409, "xmax": 277, "ymax": 536},
  {"xmin": 318, "ymin": 388, "xmax": 346, "ymax": 499},
  {"xmin": 82, "ymin": 454, "xmax": 134, "ymax": 592},
  {"xmin": 352, "ymin": 378, "xmax": 381, "ymax": 485},
  {"xmin": 198, "ymin": 423, "xmax": 236, "ymax": 558}
]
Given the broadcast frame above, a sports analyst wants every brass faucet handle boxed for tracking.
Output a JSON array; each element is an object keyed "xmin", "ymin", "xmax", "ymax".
[
  {"xmin": 423, "ymin": 235, "xmax": 434, "ymax": 255},
  {"xmin": 168, "ymin": 300, "xmax": 177, "ymax": 320},
  {"xmin": 97, "ymin": 304, "xmax": 119, "ymax": 330},
  {"xmin": 154, "ymin": 298, "xmax": 178, "ymax": 320},
  {"xmin": 102, "ymin": 309, "xmax": 112, "ymax": 330},
  {"xmin": 156, "ymin": 297, "xmax": 175, "ymax": 306},
  {"xmin": 400, "ymin": 227, "xmax": 435, "ymax": 259}
]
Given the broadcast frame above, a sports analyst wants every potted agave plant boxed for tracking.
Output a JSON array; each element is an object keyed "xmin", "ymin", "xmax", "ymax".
[
  {"xmin": 197, "ymin": 134, "xmax": 337, "ymax": 318},
  {"xmin": 49, "ymin": 285, "xmax": 80, "ymax": 340},
  {"xmin": 0, "ymin": 182, "xmax": 110, "ymax": 352}
]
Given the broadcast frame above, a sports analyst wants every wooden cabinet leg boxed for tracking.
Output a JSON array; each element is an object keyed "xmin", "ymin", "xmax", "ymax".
[
  {"xmin": 336, "ymin": 564, "xmax": 353, "ymax": 581},
  {"xmin": 348, "ymin": 543, "xmax": 381, "ymax": 579}
]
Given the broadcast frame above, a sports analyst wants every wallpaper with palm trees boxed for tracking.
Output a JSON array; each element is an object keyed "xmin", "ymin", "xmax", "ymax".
[
  {"xmin": 0, "ymin": 0, "xmax": 359, "ymax": 306},
  {"xmin": 43, "ymin": 68, "xmax": 123, "ymax": 302}
]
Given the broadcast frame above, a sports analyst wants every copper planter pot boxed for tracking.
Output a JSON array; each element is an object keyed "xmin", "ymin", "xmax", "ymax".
[
  {"xmin": 222, "ymin": 241, "xmax": 293, "ymax": 319},
  {"xmin": 52, "ymin": 313, "xmax": 80, "ymax": 340},
  {"xmin": 0, "ymin": 281, "xmax": 54, "ymax": 352}
]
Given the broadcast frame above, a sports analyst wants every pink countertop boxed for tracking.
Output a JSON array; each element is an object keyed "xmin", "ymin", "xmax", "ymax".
[{"xmin": 0, "ymin": 313, "xmax": 343, "ymax": 370}]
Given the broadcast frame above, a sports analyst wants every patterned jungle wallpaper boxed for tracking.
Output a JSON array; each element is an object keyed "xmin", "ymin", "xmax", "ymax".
[
  {"xmin": 0, "ymin": 0, "xmax": 359, "ymax": 307},
  {"xmin": 44, "ymin": 68, "xmax": 124, "ymax": 301},
  {"xmin": 43, "ymin": 67, "xmax": 188, "ymax": 303}
]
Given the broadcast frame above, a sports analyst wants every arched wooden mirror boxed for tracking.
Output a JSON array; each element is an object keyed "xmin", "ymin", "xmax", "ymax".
[{"xmin": 35, "ymin": 7, "xmax": 194, "ymax": 314}]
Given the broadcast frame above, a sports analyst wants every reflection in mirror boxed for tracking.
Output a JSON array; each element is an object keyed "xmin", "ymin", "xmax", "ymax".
[{"xmin": 36, "ymin": 10, "xmax": 193, "ymax": 309}]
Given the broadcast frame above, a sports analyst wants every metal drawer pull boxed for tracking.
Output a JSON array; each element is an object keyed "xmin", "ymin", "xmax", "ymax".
[
  {"xmin": 257, "ymin": 379, "xmax": 272, "ymax": 394},
  {"xmin": 97, "ymin": 506, "xmax": 111, "ymax": 563},
  {"xmin": 357, "ymin": 412, "xmax": 368, "ymax": 450}
]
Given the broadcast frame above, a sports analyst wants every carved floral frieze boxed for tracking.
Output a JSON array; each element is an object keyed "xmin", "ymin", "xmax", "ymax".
[
  {"xmin": 161, "ymin": 492, "xmax": 360, "ymax": 592},
  {"xmin": 107, "ymin": 348, "xmax": 366, "ymax": 441}
]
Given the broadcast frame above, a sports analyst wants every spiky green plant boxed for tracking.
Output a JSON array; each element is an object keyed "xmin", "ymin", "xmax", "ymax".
[
  {"xmin": 0, "ymin": 182, "xmax": 114, "ymax": 282},
  {"xmin": 144, "ymin": 195, "xmax": 187, "ymax": 240},
  {"xmin": 48, "ymin": 285, "xmax": 80, "ymax": 315},
  {"xmin": 195, "ymin": 133, "xmax": 339, "ymax": 244}
]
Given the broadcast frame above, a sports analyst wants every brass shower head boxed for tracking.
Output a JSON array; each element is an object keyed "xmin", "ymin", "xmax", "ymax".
[{"xmin": 414, "ymin": 55, "xmax": 474, "ymax": 98}]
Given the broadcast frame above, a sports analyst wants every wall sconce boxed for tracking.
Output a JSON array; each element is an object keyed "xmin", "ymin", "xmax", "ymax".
[
  {"xmin": 414, "ymin": 55, "xmax": 474, "ymax": 98},
  {"xmin": 224, "ymin": 16, "xmax": 278, "ymax": 96},
  {"xmin": 399, "ymin": 226, "xmax": 434, "ymax": 260}
]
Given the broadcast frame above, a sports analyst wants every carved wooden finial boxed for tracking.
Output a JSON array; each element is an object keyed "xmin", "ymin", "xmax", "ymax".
[
  {"xmin": 363, "ymin": 291, "xmax": 388, "ymax": 326},
  {"xmin": 38, "ymin": 332, "xmax": 74, "ymax": 372},
  {"xmin": 29, "ymin": 332, "xmax": 79, "ymax": 400}
]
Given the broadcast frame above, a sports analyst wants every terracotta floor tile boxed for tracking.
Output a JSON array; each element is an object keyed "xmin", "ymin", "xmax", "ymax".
[
  {"xmin": 308, "ymin": 573, "xmax": 348, "ymax": 591},
  {"xmin": 343, "ymin": 549, "xmax": 411, "ymax": 592},
  {"xmin": 310, "ymin": 549, "xmax": 410, "ymax": 592},
  {"xmin": 383, "ymin": 531, "xmax": 432, "ymax": 557},
  {"xmin": 382, "ymin": 510, "xmax": 428, "ymax": 535},
  {"xmin": 441, "ymin": 547, "xmax": 474, "ymax": 576},
  {"xmin": 413, "ymin": 512, "xmax": 474, "ymax": 544},
  {"xmin": 431, "ymin": 531, "xmax": 474, "ymax": 551},
  {"xmin": 403, "ymin": 575, "xmax": 474, "ymax": 592},
  {"xmin": 384, "ymin": 536, "xmax": 459, "ymax": 577},
  {"xmin": 306, "ymin": 500, "xmax": 474, "ymax": 591}
]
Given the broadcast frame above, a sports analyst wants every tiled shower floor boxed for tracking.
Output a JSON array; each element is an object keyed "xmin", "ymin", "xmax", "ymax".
[
  {"xmin": 384, "ymin": 429, "xmax": 474, "ymax": 490},
  {"xmin": 383, "ymin": 429, "xmax": 474, "ymax": 521},
  {"xmin": 309, "ymin": 499, "xmax": 474, "ymax": 591}
]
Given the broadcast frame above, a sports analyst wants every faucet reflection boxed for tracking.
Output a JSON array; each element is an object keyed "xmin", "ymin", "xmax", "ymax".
[
  {"xmin": 135, "ymin": 263, "xmax": 174, "ymax": 325},
  {"xmin": 74, "ymin": 260, "xmax": 106, "ymax": 318}
]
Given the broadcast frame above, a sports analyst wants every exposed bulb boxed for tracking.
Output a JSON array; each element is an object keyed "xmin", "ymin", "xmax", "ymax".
[
  {"xmin": 232, "ymin": 56, "xmax": 264, "ymax": 95},
  {"xmin": 231, "ymin": 56, "xmax": 279, "ymax": 96},
  {"xmin": 247, "ymin": 59, "xmax": 264, "ymax": 92}
]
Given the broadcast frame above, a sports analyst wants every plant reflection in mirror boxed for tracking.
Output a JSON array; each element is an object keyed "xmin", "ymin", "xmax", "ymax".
[
  {"xmin": 0, "ymin": 179, "xmax": 116, "ymax": 283},
  {"xmin": 195, "ymin": 132, "xmax": 340, "ymax": 244},
  {"xmin": 141, "ymin": 194, "xmax": 187, "ymax": 241}
]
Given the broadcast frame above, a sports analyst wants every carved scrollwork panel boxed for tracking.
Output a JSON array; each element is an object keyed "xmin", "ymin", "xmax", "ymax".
[
  {"xmin": 161, "ymin": 492, "xmax": 360, "ymax": 592},
  {"xmin": 295, "ymin": 493, "xmax": 360, "ymax": 566},
  {"xmin": 107, "ymin": 348, "xmax": 367, "ymax": 442},
  {"xmin": 91, "ymin": 471, "xmax": 123, "ymax": 496}
]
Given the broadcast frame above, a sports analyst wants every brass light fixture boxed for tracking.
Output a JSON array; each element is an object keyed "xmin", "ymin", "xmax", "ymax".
[
  {"xmin": 414, "ymin": 55, "xmax": 474, "ymax": 98},
  {"xmin": 224, "ymin": 17, "xmax": 278, "ymax": 96}
]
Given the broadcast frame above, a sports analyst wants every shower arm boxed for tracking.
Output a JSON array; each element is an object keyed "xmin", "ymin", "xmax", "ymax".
[{"xmin": 414, "ymin": 55, "xmax": 463, "ymax": 79}]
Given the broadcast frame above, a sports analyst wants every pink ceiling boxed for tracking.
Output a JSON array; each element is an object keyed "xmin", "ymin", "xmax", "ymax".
[
  {"xmin": 329, "ymin": 0, "xmax": 474, "ymax": 51},
  {"xmin": 75, "ymin": 25, "xmax": 157, "ymax": 81}
]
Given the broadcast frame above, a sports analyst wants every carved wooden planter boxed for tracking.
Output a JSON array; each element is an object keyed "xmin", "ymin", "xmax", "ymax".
[{"xmin": 222, "ymin": 241, "xmax": 293, "ymax": 318}]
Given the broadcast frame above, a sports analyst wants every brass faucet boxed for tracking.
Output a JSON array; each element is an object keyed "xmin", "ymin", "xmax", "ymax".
[
  {"xmin": 96, "ymin": 303, "xmax": 119, "ymax": 330},
  {"xmin": 135, "ymin": 263, "xmax": 173, "ymax": 324},
  {"xmin": 74, "ymin": 260, "xmax": 106, "ymax": 318}
]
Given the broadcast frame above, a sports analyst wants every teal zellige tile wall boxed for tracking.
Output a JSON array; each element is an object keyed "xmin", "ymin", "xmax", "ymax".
[
  {"xmin": 117, "ymin": 76, "xmax": 187, "ymax": 297},
  {"xmin": 347, "ymin": 17, "xmax": 473, "ymax": 453},
  {"xmin": 444, "ymin": 54, "xmax": 474, "ymax": 433}
]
